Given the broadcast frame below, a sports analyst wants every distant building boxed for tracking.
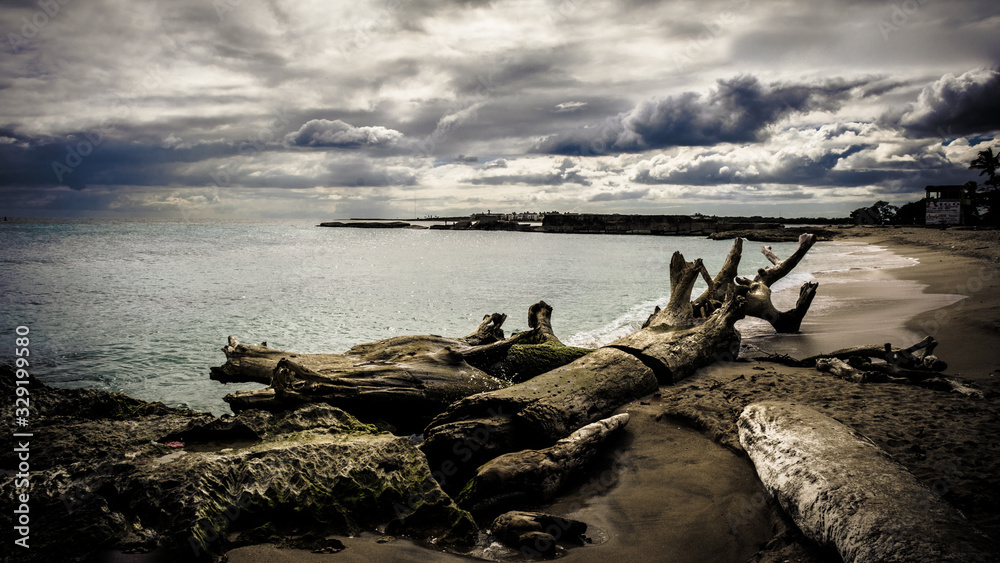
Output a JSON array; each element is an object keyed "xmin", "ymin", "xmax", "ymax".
[
  {"xmin": 925, "ymin": 185, "xmax": 973, "ymax": 225},
  {"xmin": 471, "ymin": 211, "xmax": 544, "ymax": 222}
]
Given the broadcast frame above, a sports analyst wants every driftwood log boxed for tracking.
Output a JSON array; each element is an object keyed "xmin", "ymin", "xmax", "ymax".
[
  {"xmin": 216, "ymin": 306, "xmax": 591, "ymax": 432},
  {"xmin": 649, "ymin": 234, "xmax": 819, "ymax": 333},
  {"xmin": 212, "ymin": 312, "xmax": 512, "ymax": 386},
  {"xmin": 420, "ymin": 235, "xmax": 820, "ymax": 493},
  {"xmin": 457, "ymin": 413, "xmax": 630, "ymax": 517},
  {"xmin": 739, "ymin": 401, "xmax": 993, "ymax": 562},
  {"xmin": 211, "ymin": 235, "xmax": 820, "ymax": 498},
  {"xmin": 218, "ymin": 313, "xmax": 545, "ymax": 432},
  {"xmin": 756, "ymin": 336, "xmax": 981, "ymax": 396},
  {"xmin": 485, "ymin": 301, "xmax": 592, "ymax": 383},
  {"xmin": 420, "ymin": 235, "xmax": 820, "ymax": 492}
]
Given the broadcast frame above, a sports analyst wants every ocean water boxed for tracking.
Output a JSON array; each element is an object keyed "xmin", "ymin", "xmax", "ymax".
[{"xmin": 0, "ymin": 219, "xmax": 906, "ymax": 415}]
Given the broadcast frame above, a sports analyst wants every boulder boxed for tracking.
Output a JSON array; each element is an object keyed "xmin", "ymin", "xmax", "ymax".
[
  {"xmin": 1, "ymin": 366, "xmax": 476, "ymax": 561},
  {"xmin": 489, "ymin": 510, "xmax": 589, "ymax": 559}
]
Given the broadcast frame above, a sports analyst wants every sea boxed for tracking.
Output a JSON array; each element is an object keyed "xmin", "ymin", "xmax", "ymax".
[{"xmin": 0, "ymin": 218, "xmax": 915, "ymax": 415}]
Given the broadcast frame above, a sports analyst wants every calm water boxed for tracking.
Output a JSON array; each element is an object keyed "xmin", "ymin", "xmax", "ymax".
[{"xmin": 0, "ymin": 219, "xmax": 888, "ymax": 415}]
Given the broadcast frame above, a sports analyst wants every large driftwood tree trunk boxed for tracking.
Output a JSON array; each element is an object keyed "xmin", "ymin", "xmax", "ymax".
[
  {"xmin": 744, "ymin": 233, "xmax": 819, "ymax": 333},
  {"xmin": 218, "ymin": 313, "xmax": 547, "ymax": 432},
  {"xmin": 421, "ymin": 244, "xmax": 759, "ymax": 492},
  {"xmin": 215, "ymin": 308, "xmax": 591, "ymax": 433},
  {"xmin": 210, "ymin": 235, "xmax": 820, "ymax": 492},
  {"xmin": 420, "ymin": 235, "xmax": 821, "ymax": 493},
  {"xmin": 485, "ymin": 301, "xmax": 592, "ymax": 383},
  {"xmin": 212, "ymin": 312, "xmax": 512, "ymax": 385},
  {"xmin": 653, "ymin": 233, "xmax": 819, "ymax": 333},
  {"xmin": 739, "ymin": 401, "xmax": 993, "ymax": 562}
]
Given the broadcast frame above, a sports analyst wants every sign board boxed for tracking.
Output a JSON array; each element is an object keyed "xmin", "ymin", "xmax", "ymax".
[{"xmin": 926, "ymin": 200, "xmax": 961, "ymax": 225}]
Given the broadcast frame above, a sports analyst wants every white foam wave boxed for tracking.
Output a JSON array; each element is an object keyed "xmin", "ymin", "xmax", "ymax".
[
  {"xmin": 566, "ymin": 296, "xmax": 667, "ymax": 348},
  {"xmin": 811, "ymin": 242, "xmax": 917, "ymax": 274}
]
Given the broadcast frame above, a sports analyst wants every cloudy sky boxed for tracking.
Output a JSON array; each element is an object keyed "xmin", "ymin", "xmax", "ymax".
[{"xmin": 1, "ymin": 0, "xmax": 999, "ymax": 219}]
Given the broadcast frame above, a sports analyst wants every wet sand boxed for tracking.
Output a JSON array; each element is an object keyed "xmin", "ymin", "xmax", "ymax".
[
  {"xmin": 228, "ymin": 226, "xmax": 1000, "ymax": 562},
  {"xmin": 741, "ymin": 246, "xmax": 963, "ymax": 360},
  {"xmin": 543, "ymin": 402, "xmax": 785, "ymax": 563}
]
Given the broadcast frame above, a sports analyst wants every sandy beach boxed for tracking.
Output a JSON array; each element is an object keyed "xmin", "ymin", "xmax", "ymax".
[{"xmin": 226, "ymin": 226, "xmax": 1000, "ymax": 562}]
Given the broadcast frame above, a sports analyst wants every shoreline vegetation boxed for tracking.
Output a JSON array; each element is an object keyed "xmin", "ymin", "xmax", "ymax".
[{"xmin": 4, "ymin": 226, "xmax": 1000, "ymax": 562}]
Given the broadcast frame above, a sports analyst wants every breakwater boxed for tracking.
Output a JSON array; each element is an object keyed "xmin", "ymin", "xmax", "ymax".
[{"xmin": 539, "ymin": 214, "xmax": 778, "ymax": 236}]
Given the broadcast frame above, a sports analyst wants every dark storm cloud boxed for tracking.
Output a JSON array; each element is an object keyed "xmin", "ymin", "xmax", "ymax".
[
  {"xmin": 588, "ymin": 188, "xmax": 649, "ymax": 202},
  {"xmin": 630, "ymin": 144, "xmax": 877, "ymax": 187},
  {"xmin": 891, "ymin": 67, "xmax": 1000, "ymax": 138},
  {"xmin": 532, "ymin": 75, "xmax": 871, "ymax": 155},
  {"xmin": 284, "ymin": 119, "xmax": 404, "ymax": 148},
  {"xmin": 0, "ymin": 131, "xmax": 235, "ymax": 190},
  {"xmin": 467, "ymin": 168, "xmax": 590, "ymax": 186},
  {"xmin": 2, "ymin": 0, "xmax": 998, "ymax": 218},
  {"xmin": 467, "ymin": 157, "xmax": 590, "ymax": 186},
  {"xmin": 631, "ymin": 136, "xmax": 976, "ymax": 192}
]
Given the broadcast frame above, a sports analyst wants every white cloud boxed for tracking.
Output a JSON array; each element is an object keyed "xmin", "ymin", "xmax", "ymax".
[
  {"xmin": 285, "ymin": 119, "xmax": 404, "ymax": 148},
  {"xmin": 554, "ymin": 101, "xmax": 588, "ymax": 112}
]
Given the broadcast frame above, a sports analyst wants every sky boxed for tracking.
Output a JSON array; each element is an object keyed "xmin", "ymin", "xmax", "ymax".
[{"xmin": 1, "ymin": 0, "xmax": 999, "ymax": 219}]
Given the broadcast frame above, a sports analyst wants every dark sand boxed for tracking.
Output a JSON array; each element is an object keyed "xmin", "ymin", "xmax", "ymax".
[{"xmin": 227, "ymin": 226, "xmax": 1000, "ymax": 562}]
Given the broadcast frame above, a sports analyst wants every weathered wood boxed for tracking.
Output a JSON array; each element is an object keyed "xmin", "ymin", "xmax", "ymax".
[
  {"xmin": 217, "ymin": 305, "xmax": 597, "ymax": 432},
  {"xmin": 420, "ymin": 346, "xmax": 658, "ymax": 493},
  {"xmin": 739, "ymin": 401, "xmax": 993, "ymax": 562},
  {"xmin": 687, "ymin": 235, "xmax": 820, "ymax": 333},
  {"xmin": 739, "ymin": 277, "xmax": 819, "ymax": 334},
  {"xmin": 223, "ymin": 336, "xmax": 511, "ymax": 433},
  {"xmin": 758, "ymin": 337, "xmax": 978, "ymax": 396},
  {"xmin": 754, "ymin": 233, "xmax": 817, "ymax": 288},
  {"xmin": 807, "ymin": 336, "xmax": 945, "ymax": 371},
  {"xmin": 217, "ymin": 313, "xmax": 533, "ymax": 431},
  {"xmin": 421, "ymin": 249, "xmax": 750, "ymax": 492},
  {"xmin": 457, "ymin": 413, "xmax": 629, "ymax": 516},
  {"xmin": 693, "ymin": 235, "xmax": 743, "ymax": 313},
  {"xmin": 483, "ymin": 301, "xmax": 593, "ymax": 383},
  {"xmin": 210, "ymin": 336, "xmax": 287, "ymax": 384},
  {"xmin": 815, "ymin": 357, "xmax": 869, "ymax": 383},
  {"xmin": 657, "ymin": 252, "xmax": 710, "ymax": 327}
]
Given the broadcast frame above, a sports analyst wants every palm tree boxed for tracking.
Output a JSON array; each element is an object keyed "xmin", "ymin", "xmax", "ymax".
[
  {"xmin": 969, "ymin": 147, "xmax": 1000, "ymax": 189},
  {"xmin": 970, "ymin": 147, "xmax": 1000, "ymax": 225}
]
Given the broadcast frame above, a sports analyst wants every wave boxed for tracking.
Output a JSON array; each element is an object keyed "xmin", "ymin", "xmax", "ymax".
[{"xmin": 566, "ymin": 296, "xmax": 667, "ymax": 349}]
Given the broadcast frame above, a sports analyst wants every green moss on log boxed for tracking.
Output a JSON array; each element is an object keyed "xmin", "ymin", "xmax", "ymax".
[{"xmin": 493, "ymin": 342, "xmax": 593, "ymax": 383}]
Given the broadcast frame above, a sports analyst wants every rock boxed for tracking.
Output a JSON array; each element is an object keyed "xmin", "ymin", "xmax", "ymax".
[
  {"xmin": 317, "ymin": 221, "xmax": 421, "ymax": 229},
  {"xmin": 1, "ymin": 366, "xmax": 477, "ymax": 562},
  {"xmin": 738, "ymin": 401, "xmax": 993, "ymax": 563},
  {"xmin": 457, "ymin": 414, "xmax": 629, "ymax": 515},
  {"xmin": 489, "ymin": 511, "xmax": 589, "ymax": 559}
]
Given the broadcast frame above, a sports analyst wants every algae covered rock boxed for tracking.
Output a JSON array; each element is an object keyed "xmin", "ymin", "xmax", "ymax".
[
  {"xmin": 489, "ymin": 510, "xmax": 590, "ymax": 559},
  {"xmin": 0, "ymin": 366, "xmax": 476, "ymax": 561}
]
